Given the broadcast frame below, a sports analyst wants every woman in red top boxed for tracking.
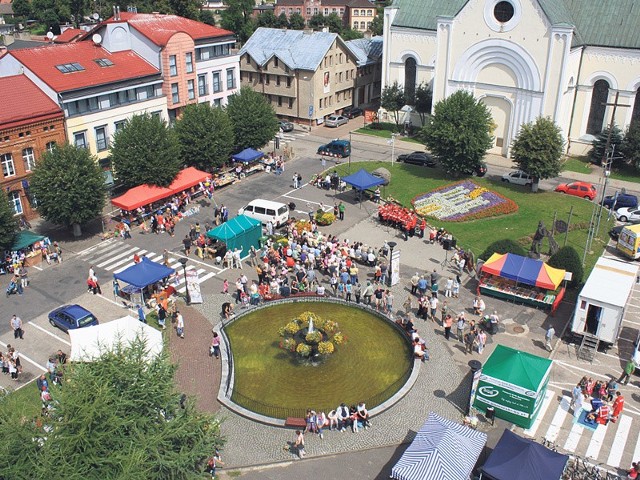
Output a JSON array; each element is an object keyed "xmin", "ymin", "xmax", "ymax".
[{"xmin": 612, "ymin": 392, "xmax": 625, "ymax": 423}]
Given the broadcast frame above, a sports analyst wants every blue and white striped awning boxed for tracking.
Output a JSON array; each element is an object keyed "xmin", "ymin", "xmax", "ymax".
[{"xmin": 391, "ymin": 412, "xmax": 488, "ymax": 480}]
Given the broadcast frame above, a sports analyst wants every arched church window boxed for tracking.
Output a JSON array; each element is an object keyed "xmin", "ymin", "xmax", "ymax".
[
  {"xmin": 631, "ymin": 87, "xmax": 640, "ymax": 127},
  {"xmin": 586, "ymin": 79, "xmax": 609, "ymax": 135},
  {"xmin": 404, "ymin": 57, "xmax": 416, "ymax": 103}
]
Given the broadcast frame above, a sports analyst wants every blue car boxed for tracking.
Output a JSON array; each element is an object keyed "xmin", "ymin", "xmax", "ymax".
[{"xmin": 48, "ymin": 304, "xmax": 99, "ymax": 333}]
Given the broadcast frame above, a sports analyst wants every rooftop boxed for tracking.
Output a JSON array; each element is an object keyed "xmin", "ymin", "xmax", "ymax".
[
  {"xmin": 54, "ymin": 28, "xmax": 84, "ymax": 43},
  {"xmin": 0, "ymin": 75, "xmax": 63, "ymax": 130},
  {"xmin": 345, "ymin": 36, "xmax": 383, "ymax": 67}
]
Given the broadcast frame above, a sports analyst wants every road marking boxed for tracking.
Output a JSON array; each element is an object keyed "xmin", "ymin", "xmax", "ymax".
[
  {"xmin": 606, "ymin": 415, "xmax": 632, "ymax": 468},
  {"xmin": 563, "ymin": 420, "xmax": 585, "ymax": 452},
  {"xmin": 198, "ymin": 271, "xmax": 216, "ymax": 283},
  {"xmin": 96, "ymin": 246, "xmax": 139, "ymax": 268},
  {"xmin": 632, "ymin": 429, "xmax": 640, "ymax": 467},
  {"xmin": 78, "ymin": 239, "xmax": 114, "ymax": 256},
  {"xmin": 0, "ymin": 340, "xmax": 47, "ymax": 372},
  {"xmin": 544, "ymin": 395, "xmax": 570, "ymax": 442},
  {"xmin": 86, "ymin": 241, "xmax": 123, "ymax": 262},
  {"xmin": 27, "ymin": 321, "xmax": 71, "ymax": 346},
  {"xmin": 523, "ymin": 389, "xmax": 555, "ymax": 437},
  {"xmin": 585, "ymin": 420, "xmax": 608, "ymax": 460}
]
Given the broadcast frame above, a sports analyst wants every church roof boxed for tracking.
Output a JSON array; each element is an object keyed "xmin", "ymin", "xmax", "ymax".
[{"xmin": 391, "ymin": 0, "xmax": 640, "ymax": 49}]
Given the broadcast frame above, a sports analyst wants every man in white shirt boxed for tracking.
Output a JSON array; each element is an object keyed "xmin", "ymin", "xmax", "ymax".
[{"xmin": 175, "ymin": 311, "xmax": 184, "ymax": 338}]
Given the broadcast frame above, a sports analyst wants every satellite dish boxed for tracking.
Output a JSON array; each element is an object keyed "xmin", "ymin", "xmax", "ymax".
[
  {"xmin": 46, "ymin": 31, "xmax": 54, "ymax": 40},
  {"xmin": 92, "ymin": 33, "xmax": 102, "ymax": 45},
  {"xmin": 93, "ymin": 12, "xmax": 99, "ymax": 20}
]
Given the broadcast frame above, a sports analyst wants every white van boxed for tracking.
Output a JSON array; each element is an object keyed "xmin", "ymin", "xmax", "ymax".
[{"xmin": 238, "ymin": 199, "xmax": 289, "ymax": 227}]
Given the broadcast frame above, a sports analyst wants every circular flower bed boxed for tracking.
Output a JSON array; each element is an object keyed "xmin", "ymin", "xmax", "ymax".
[
  {"xmin": 278, "ymin": 311, "xmax": 346, "ymax": 360},
  {"xmin": 412, "ymin": 180, "xmax": 518, "ymax": 221}
]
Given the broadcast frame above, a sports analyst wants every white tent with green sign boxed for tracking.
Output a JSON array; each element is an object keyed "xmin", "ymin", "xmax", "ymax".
[{"xmin": 473, "ymin": 345, "xmax": 552, "ymax": 429}]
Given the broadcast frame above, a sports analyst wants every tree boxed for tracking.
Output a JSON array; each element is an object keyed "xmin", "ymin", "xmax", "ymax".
[
  {"xmin": 275, "ymin": 12, "xmax": 289, "ymax": 28},
  {"xmin": 256, "ymin": 10, "xmax": 277, "ymax": 28},
  {"xmin": 0, "ymin": 190, "xmax": 18, "ymax": 252},
  {"xmin": 11, "ymin": 0, "xmax": 31, "ymax": 18},
  {"xmin": 226, "ymin": 86, "xmax": 279, "ymax": 150},
  {"xmin": 221, "ymin": 0, "xmax": 255, "ymax": 42},
  {"xmin": 0, "ymin": 341, "xmax": 224, "ymax": 479},
  {"xmin": 288, "ymin": 12, "xmax": 305, "ymax": 30},
  {"xmin": 621, "ymin": 123, "xmax": 640, "ymax": 171},
  {"xmin": 511, "ymin": 117, "xmax": 564, "ymax": 192},
  {"xmin": 30, "ymin": 144, "xmax": 105, "ymax": 235},
  {"xmin": 68, "ymin": 0, "xmax": 89, "ymax": 28},
  {"xmin": 198, "ymin": 9, "xmax": 216, "ymax": 26},
  {"xmin": 370, "ymin": 13, "xmax": 383, "ymax": 36},
  {"xmin": 110, "ymin": 114, "xmax": 182, "ymax": 189},
  {"xmin": 380, "ymin": 81, "xmax": 406, "ymax": 129},
  {"xmin": 548, "ymin": 246, "xmax": 584, "ymax": 288},
  {"xmin": 588, "ymin": 125, "xmax": 623, "ymax": 167},
  {"xmin": 340, "ymin": 28, "xmax": 364, "ymax": 40},
  {"xmin": 175, "ymin": 103, "xmax": 235, "ymax": 171},
  {"xmin": 168, "ymin": 0, "xmax": 201, "ymax": 19},
  {"xmin": 421, "ymin": 90, "xmax": 493, "ymax": 177},
  {"xmin": 414, "ymin": 82, "xmax": 433, "ymax": 126}
]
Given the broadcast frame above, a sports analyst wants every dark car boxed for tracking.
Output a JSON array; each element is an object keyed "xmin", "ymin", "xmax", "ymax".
[
  {"xmin": 603, "ymin": 193, "xmax": 638, "ymax": 211},
  {"xmin": 397, "ymin": 151, "xmax": 437, "ymax": 167},
  {"xmin": 48, "ymin": 304, "xmax": 99, "ymax": 333},
  {"xmin": 341, "ymin": 106, "xmax": 363, "ymax": 119},
  {"xmin": 279, "ymin": 121, "xmax": 294, "ymax": 132},
  {"xmin": 474, "ymin": 161, "xmax": 487, "ymax": 177}
]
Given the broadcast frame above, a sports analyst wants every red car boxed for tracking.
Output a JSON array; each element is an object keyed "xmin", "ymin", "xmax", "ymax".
[{"xmin": 555, "ymin": 181, "xmax": 597, "ymax": 200}]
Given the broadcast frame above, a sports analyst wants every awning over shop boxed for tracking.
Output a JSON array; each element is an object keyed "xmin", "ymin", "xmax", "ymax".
[
  {"xmin": 168, "ymin": 167, "xmax": 209, "ymax": 194},
  {"xmin": 11, "ymin": 230, "xmax": 45, "ymax": 251},
  {"xmin": 481, "ymin": 253, "xmax": 565, "ymax": 290},
  {"xmin": 113, "ymin": 257, "xmax": 175, "ymax": 289},
  {"xmin": 111, "ymin": 184, "xmax": 173, "ymax": 211},
  {"xmin": 232, "ymin": 148, "xmax": 264, "ymax": 163}
]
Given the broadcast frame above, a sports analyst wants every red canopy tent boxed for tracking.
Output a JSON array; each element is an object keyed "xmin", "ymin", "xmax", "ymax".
[{"xmin": 168, "ymin": 167, "xmax": 209, "ymax": 195}]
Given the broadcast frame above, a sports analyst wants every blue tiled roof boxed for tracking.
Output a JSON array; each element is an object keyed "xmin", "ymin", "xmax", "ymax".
[{"xmin": 345, "ymin": 36, "xmax": 383, "ymax": 67}]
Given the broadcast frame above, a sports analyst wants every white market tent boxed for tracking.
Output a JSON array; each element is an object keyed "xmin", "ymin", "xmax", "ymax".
[{"xmin": 69, "ymin": 316, "xmax": 163, "ymax": 362}]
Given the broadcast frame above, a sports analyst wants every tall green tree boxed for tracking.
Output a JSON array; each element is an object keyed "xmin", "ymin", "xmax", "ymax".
[
  {"xmin": 30, "ymin": 143, "xmax": 105, "ymax": 235},
  {"xmin": 198, "ymin": 9, "xmax": 216, "ymax": 26},
  {"xmin": 511, "ymin": 117, "xmax": 564, "ymax": 191},
  {"xmin": 380, "ymin": 81, "xmax": 406, "ymax": 129},
  {"xmin": 275, "ymin": 12, "xmax": 289, "ymax": 28},
  {"xmin": 0, "ymin": 341, "xmax": 224, "ymax": 479},
  {"xmin": 68, "ymin": 0, "xmax": 89, "ymax": 27},
  {"xmin": 227, "ymin": 86, "xmax": 279, "ymax": 149},
  {"xmin": 621, "ymin": 123, "xmax": 640, "ymax": 171},
  {"xmin": 256, "ymin": 10, "xmax": 277, "ymax": 28},
  {"xmin": 0, "ymin": 190, "xmax": 18, "ymax": 252},
  {"xmin": 421, "ymin": 90, "xmax": 493, "ymax": 177},
  {"xmin": 221, "ymin": 0, "xmax": 255, "ymax": 42},
  {"xmin": 414, "ymin": 82, "xmax": 433, "ymax": 126},
  {"xmin": 168, "ymin": 0, "xmax": 201, "ymax": 19},
  {"xmin": 11, "ymin": 0, "xmax": 31, "ymax": 18},
  {"xmin": 589, "ymin": 125, "xmax": 624, "ymax": 167},
  {"xmin": 110, "ymin": 113, "xmax": 182, "ymax": 189},
  {"xmin": 175, "ymin": 103, "xmax": 235, "ymax": 171},
  {"xmin": 288, "ymin": 12, "xmax": 305, "ymax": 30},
  {"xmin": 340, "ymin": 28, "xmax": 364, "ymax": 40}
]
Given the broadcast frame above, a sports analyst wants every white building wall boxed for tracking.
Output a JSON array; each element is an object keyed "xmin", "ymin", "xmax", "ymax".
[{"xmin": 195, "ymin": 53, "xmax": 240, "ymax": 107}]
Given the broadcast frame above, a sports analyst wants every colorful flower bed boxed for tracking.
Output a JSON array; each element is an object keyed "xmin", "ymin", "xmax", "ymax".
[{"xmin": 412, "ymin": 180, "xmax": 518, "ymax": 222}]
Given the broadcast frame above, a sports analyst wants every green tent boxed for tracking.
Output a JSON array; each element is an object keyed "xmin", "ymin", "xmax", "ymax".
[
  {"xmin": 206, "ymin": 215, "xmax": 262, "ymax": 255},
  {"xmin": 12, "ymin": 231, "xmax": 45, "ymax": 251},
  {"xmin": 473, "ymin": 345, "xmax": 552, "ymax": 429}
]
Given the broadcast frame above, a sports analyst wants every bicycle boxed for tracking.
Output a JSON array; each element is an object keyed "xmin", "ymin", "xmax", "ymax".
[{"xmin": 540, "ymin": 436, "xmax": 559, "ymax": 452}]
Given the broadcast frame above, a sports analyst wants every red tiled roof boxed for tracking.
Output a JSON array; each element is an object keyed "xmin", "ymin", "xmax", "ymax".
[
  {"xmin": 54, "ymin": 28, "xmax": 84, "ymax": 43},
  {"xmin": 106, "ymin": 12, "xmax": 235, "ymax": 46},
  {"xmin": 0, "ymin": 75, "xmax": 63, "ymax": 130},
  {"xmin": 10, "ymin": 42, "xmax": 159, "ymax": 93}
]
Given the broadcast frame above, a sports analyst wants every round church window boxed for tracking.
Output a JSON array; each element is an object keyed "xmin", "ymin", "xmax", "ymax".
[{"xmin": 494, "ymin": 1, "xmax": 515, "ymax": 23}]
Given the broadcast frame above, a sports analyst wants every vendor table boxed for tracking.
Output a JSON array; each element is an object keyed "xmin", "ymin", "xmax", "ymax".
[{"xmin": 478, "ymin": 276, "xmax": 556, "ymax": 310}]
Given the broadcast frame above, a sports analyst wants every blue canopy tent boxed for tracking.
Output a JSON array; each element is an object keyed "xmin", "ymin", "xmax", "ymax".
[
  {"xmin": 480, "ymin": 429, "xmax": 568, "ymax": 480},
  {"xmin": 341, "ymin": 168, "xmax": 385, "ymax": 206},
  {"xmin": 206, "ymin": 215, "xmax": 261, "ymax": 255},
  {"xmin": 113, "ymin": 257, "xmax": 175, "ymax": 304},
  {"xmin": 232, "ymin": 148, "xmax": 264, "ymax": 163},
  {"xmin": 391, "ymin": 412, "xmax": 487, "ymax": 480}
]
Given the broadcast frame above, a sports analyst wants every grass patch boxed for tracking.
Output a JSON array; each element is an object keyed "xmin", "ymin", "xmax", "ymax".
[
  {"xmin": 562, "ymin": 156, "xmax": 592, "ymax": 174},
  {"xmin": 354, "ymin": 127, "xmax": 423, "ymax": 144},
  {"xmin": 332, "ymin": 161, "xmax": 614, "ymax": 278},
  {"xmin": 610, "ymin": 164, "xmax": 640, "ymax": 183},
  {"xmin": 1, "ymin": 381, "xmax": 49, "ymax": 419}
]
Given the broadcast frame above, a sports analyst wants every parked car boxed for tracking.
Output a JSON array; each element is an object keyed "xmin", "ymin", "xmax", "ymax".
[
  {"xmin": 474, "ymin": 161, "xmax": 488, "ymax": 177},
  {"xmin": 501, "ymin": 170, "xmax": 533, "ymax": 186},
  {"xmin": 609, "ymin": 221, "xmax": 640, "ymax": 240},
  {"xmin": 603, "ymin": 193, "xmax": 638, "ymax": 211},
  {"xmin": 397, "ymin": 151, "xmax": 437, "ymax": 167},
  {"xmin": 317, "ymin": 139, "xmax": 351, "ymax": 157},
  {"xmin": 325, "ymin": 115, "xmax": 348, "ymax": 127},
  {"xmin": 615, "ymin": 207, "xmax": 640, "ymax": 223},
  {"xmin": 341, "ymin": 106, "xmax": 363, "ymax": 119},
  {"xmin": 554, "ymin": 181, "xmax": 597, "ymax": 200},
  {"xmin": 279, "ymin": 121, "xmax": 294, "ymax": 132},
  {"xmin": 48, "ymin": 304, "xmax": 98, "ymax": 333}
]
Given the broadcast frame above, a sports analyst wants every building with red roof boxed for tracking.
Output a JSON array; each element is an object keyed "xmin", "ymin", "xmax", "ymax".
[
  {"xmin": 0, "ymin": 75, "xmax": 66, "ymax": 219},
  {"xmin": 85, "ymin": 12, "xmax": 240, "ymax": 119},
  {"xmin": 54, "ymin": 28, "xmax": 85, "ymax": 44}
]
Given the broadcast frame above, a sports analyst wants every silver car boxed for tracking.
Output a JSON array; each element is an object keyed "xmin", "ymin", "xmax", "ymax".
[
  {"xmin": 501, "ymin": 170, "xmax": 533, "ymax": 186},
  {"xmin": 325, "ymin": 115, "xmax": 348, "ymax": 127}
]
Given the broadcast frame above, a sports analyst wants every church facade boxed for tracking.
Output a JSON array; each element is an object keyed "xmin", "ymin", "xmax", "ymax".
[{"xmin": 381, "ymin": 0, "xmax": 640, "ymax": 156}]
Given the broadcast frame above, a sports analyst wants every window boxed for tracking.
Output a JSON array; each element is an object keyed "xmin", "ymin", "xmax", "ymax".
[
  {"xmin": 324, "ymin": 8, "xmax": 328, "ymax": 15},
  {"xmin": 212, "ymin": 71, "xmax": 221, "ymax": 92},
  {"xmin": 353, "ymin": 9, "xmax": 359, "ymax": 16},
  {"xmin": 22, "ymin": 147, "xmax": 35, "ymax": 171},
  {"xmin": 586, "ymin": 80, "xmax": 609, "ymax": 135},
  {"xmin": 198, "ymin": 74, "xmax": 208, "ymax": 96},
  {"xmin": 213, "ymin": 98, "xmax": 222, "ymax": 108},
  {"xmin": 265, "ymin": 74, "xmax": 270, "ymax": 85},
  {"xmin": 169, "ymin": 55, "xmax": 177, "ymax": 76},
  {"xmin": 94, "ymin": 58, "xmax": 113, "ymax": 67},
  {"xmin": 187, "ymin": 79, "xmax": 195, "ymax": 100},
  {"xmin": 353, "ymin": 21, "xmax": 358, "ymax": 28},
  {"xmin": 95, "ymin": 126, "xmax": 108, "ymax": 151},
  {"xmin": 631, "ymin": 88, "xmax": 640, "ymax": 127},
  {"xmin": 55, "ymin": 62, "xmax": 84, "ymax": 73},
  {"xmin": 360, "ymin": 9, "xmax": 365, "ymax": 15},
  {"xmin": 171, "ymin": 83, "xmax": 180, "ymax": 103},
  {"xmin": 367, "ymin": 9, "xmax": 372, "ymax": 15},
  {"xmin": 288, "ymin": 98, "xmax": 294, "ymax": 108},
  {"xmin": 226, "ymin": 69, "xmax": 236, "ymax": 90},
  {"xmin": 114, "ymin": 121, "xmax": 126, "ymax": 133},
  {"xmin": 306, "ymin": 8, "xmax": 311, "ymax": 15},
  {"xmin": 1, "ymin": 153, "xmax": 15, "ymax": 177},
  {"xmin": 339, "ymin": 8, "xmax": 344, "ymax": 15},
  {"xmin": 185, "ymin": 52, "xmax": 193, "ymax": 73},
  {"xmin": 319, "ymin": 98, "xmax": 323, "ymax": 108},
  {"xmin": 278, "ymin": 96, "xmax": 282, "ymax": 107},
  {"xmin": 360, "ymin": 21, "xmax": 365, "ymax": 29},
  {"xmin": 287, "ymin": 77, "xmax": 292, "ymax": 87},
  {"xmin": 404, "ymin": 57, "xmax": 417, "ymax": 102},
  {"xmin": 46, "ymin": 141, "xmax": 56, "ymax": 153},
  {"xmin": 8, "ymin": 191, "xmax": 22, "ymax": 215},
  {"xmin": 276, "ymin": 75, "xmax": 281, "ymax": 86},
  {"xmin": 367, "ymin": 21, "xmax": 372, "ymax": 29},
  {"xmin": 274, "ymin": 58, "xmax": 279, "ymax": 68},
  {"xmin": 74, "ymin": 131, "xmax": 87, "ymax": 149},
  {"xmin": 494, "ymin": 1, "xmax": 515, "ymax": 23}
]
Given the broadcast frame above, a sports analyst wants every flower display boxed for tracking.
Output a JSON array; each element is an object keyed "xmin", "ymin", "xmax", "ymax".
[
  {"xmin": 412, "ymin": 180, "xmax": 518, "ymax": 222},
  {"xmin": 278, "ymin": 311, "xmax": 344, "ymax": 361}
]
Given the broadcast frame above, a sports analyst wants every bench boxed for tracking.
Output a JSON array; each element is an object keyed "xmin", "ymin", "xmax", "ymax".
[{"xmin": 284, "ymin": 417, "xmax": 307, "ymax": 428}]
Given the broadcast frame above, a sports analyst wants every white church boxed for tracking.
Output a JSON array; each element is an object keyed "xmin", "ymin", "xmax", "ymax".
[{"xmin": 381, "ymin": 0, "xmax": 640, "ymax": 156}]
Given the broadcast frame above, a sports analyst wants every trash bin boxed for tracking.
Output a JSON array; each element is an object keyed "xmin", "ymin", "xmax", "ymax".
[{"xmin": 486, "ymin": 406, "xmax": 495, "ymax": 425}]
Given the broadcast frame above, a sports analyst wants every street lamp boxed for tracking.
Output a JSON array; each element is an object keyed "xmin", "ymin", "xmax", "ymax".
[
  {"xmin": 179, "ymin": 257, "xmax": 191, "ymax": 305},
  {"xmin": 387, "ymin": 241, "xmax": 397, "ymax": 287}
]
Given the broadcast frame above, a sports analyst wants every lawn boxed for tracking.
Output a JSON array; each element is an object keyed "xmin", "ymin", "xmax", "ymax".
[
  {"xmin": 332, "ymin": 162, "xmax": 613, "ymax": 277},
  {"xmin": 562, "ymin": 156, "xmax": 593, "ymax": 175},
  {"xmin": 610, "ymin": 165, "xmax": 640, "ymax": 183},
  {"xmin": 1, "ymin": 382, "xmax": 46, "ymax": 419},
  {"xmin": 354, "ymin": 127, "xmax": 423, "ymax": 144}
]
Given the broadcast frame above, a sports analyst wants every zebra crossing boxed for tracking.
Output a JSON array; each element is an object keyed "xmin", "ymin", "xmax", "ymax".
[
  {"xmin": 272, "ymin": 128, "xmax": 310, "ymax": 144},
  {"xmin": 517, "ymin": 388, "xmax": 639, "ymax": 470},
  {"xmin": 79, "ymin": 239, "xmax": 226, "ymax": 294}
]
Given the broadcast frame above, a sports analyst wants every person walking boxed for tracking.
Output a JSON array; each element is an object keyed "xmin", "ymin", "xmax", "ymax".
[
  {"xmin": 183, "ymin": 236, "xmax": 192, "ymax": 256},
  {"xmin": 464, "ymin": 330, "xmax": 476, "ymax": 354},
  {"xmin": 545, "ymin": 326, "xmax": 555, "ymax": 352},
  {"xmin": 443, "ymin": 314, "xmax": 453, "ymax": 340},
  {"xmin": 476, "ymin": 329, "xmax": 486, "ymax": 354},
  {"xmin": 10, "ymin": 315, "xmax": 23, "ymax": 340},
  {"xmin": 440, "ymin": 300, "xmax": 448, "ymax": 325},
  {"xmin": 293, "ymin": 172, "xmax": 299, "ymax": 189},
  {"xmin": 294, "ymin": 430, "xmax": 305, "ymax": 458},
  {"xmin": 338, "ymin": 201, "xmax": 345, "ymax": 221},
  {"xmin": 175, "ymin": 310, "xmax": 185, "ymax": 338},
  {"xmin": 611, "ymin": 391, "xmax": 625, "ymax": 423},
  {"xmin": 210, "ymin": 332, "xmax": 221, "ymax": 359},
  {"xmin": 619, "ymin": 360, "xmax": 635, "ymax": 385},
  {"xmin": 456, "ymin": 312, "xmax": 466, "ymax": 342},
  {"xmin": 163, "ymin": 249, "xmax": 170, "ymax": 266},
  {"xmin": 570, "ymin": 382, "xmax": 583, "ymax": 415}
]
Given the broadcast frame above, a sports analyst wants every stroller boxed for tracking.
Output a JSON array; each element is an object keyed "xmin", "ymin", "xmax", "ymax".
[{"xmin": 6, "ymin": 280, "xmax": 18, "ymax": 297}]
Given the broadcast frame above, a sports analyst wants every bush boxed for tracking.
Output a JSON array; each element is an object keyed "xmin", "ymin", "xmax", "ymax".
[
  {"xmin": 366, "ymin": 122, "xmax": 400, "ymax": 132},
  {"xmin": 548, "ymin": 246, "xmax": 583, "ymax": 288},
  {"xmin": 479, "ymin": 239, "xmax": 528, "ymax": 261},
  {"xmin": 315, "ymin": 211, "xmax": 335, "ymax": 226}
]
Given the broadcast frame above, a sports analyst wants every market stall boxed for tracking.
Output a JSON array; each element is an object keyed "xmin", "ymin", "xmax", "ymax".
[
  {"xmin": 206, "ymin": 215, "xmax": 261, "ymax": 254},
  {"xmin": 473, "ymin": 345, "xmax": 552, "ymax": 429},
  {"xmin": 11, "ymin": 230, "xmax": 47, "ymax": 267},
  {"xmin": 391, "ymin": 412, "xmax": 487, "ymax": 480},
  {"xmin": 167, "ymin": 166, "xmax": 210, "ymax": 195},
  {"xmin": 478, "ymin": 253, "xmax": 565, "ymax": 312},
  {"xmin": 113, "ymin": 257, "xmax": 175, "ymax": 306},
  {"xmin": 342, "ymin": 168, "xmax": 385, "ymax": 204},
  {"xmin": 232, "ymin": 148, "xmax": 265, "ymax": 177},
  {"xmin": 111, "ymin": 184, "xmax": 173, "ymax": 211}
]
